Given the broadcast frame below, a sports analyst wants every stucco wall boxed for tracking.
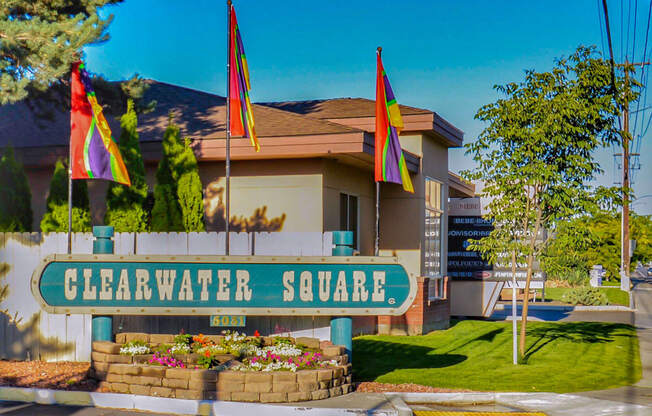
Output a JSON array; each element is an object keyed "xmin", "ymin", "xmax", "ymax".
[
  {"xmin": 321, "ymin": 159, "xmax": 375, "ymax": 255},
  {"xmin": 199, "ymin": 159, "xmax": 323, "ymax": 233}
]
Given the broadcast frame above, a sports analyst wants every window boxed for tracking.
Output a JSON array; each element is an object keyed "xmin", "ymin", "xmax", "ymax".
[
  {"xmin": 340, "ymin": 193, "xmax": 358, "ymax": 250},
  {"xmin": 424, "ymin": 178, "xmax": 445, "ymax": 300}
]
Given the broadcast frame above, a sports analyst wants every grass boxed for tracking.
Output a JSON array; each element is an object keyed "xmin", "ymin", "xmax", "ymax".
[
  {"xmin": 545, "ymin": 287, "xmax": 630, "ymax": 306},
  {"xmin": 353, "ymin": 320, "xmax": 640, "ymax": 393}
]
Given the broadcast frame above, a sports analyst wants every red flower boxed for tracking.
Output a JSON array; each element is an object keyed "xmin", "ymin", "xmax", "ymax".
[
  {"xmin": 204, "ymin": 350, "xmax": 211, "ymax": 357},
  {"xmin": 254, "ymin": 330, "xmax": 260, "ymax": 337}
]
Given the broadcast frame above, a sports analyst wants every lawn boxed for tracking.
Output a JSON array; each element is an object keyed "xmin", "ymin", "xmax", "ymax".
[
  {"xmin": 352, "ymin": 320, "xmax": 641, "ymax": 393},
  {"xmin": 545, "ymin": 287, "xmax": 630, "ymax": 306}
]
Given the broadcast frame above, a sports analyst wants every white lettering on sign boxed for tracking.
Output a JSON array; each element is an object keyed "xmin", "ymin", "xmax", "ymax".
[
  {"xmin": 198, "ymin": 270, "xmax": 211, "ymax": 301},
  {"xmin": 135, "ymin": 269, "xmax": 152, "ymax": 300},
  {"xmin": 299, "ymin": 271, "xmax": 313, "ymax": 302},
  {"xmin": 52, "ymin": 266, "xmax": 397, "ymax": 306},
  {"xmin": 372, "ymin": 271, "xmax": 386, "ymax": 302},
  {"xmin": 82, "ymin": 268, "xmax": 96, "ymax": 300},
  {"xmin": 178, "ymin": 270, "xmax": 193, "ymax": 301},
  {"xmin": 217, "ymin": 270, "xmax": 230, "ymax": 301},
  {"xmin": 333, "ymin": 271, "xmax": 348, "ymax": 302},
  {"xmin": 115, "ymin": 269, "xmax": 131, "ymax": 300},
  {"xmin": 64, "ymin": 269, "xmax": 77, "ymax": 300},
  {"xmin": 318, "ymin": 271, "xmax": 331, "ymax": 302},
  {"xmin": 235, "ymin": 270, "xmax": 252, "ymax": 301},
  {"xmin": 156, "ymin": 270, "xmax": 176, "ymax": 301},
  {"xmin": 99, "ymin": 269, "xmax": 113, "ymax": 300},
  {"xmin": 282, "ymin": 271, "xmax": 294, "ymax": 301},
  {"xmin": 352, "ymin": 271, "xmax": 368, "ymax": 302}
]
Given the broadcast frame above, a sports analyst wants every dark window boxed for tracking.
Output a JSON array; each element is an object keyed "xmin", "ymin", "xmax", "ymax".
[{"xmin": 339, "ymin": 193, "xmax": 358, "ymax": 250}]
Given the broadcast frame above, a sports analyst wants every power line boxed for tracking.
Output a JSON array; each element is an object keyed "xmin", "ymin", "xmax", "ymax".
[
  {"xmin": 632, "ymin": 0, "xmax": 651, "ymax": 136},
  {"xmin": 598, "ymin": 0, "xmax": 608, "ymax": 57}
]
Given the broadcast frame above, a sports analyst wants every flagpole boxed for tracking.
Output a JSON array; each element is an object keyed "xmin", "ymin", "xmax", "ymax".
[
  {"xmin": 374, "ymin": 46, "xmax": 382, "ymax": 257},
  {"xmin": 225, "ymin": 0, "xmax": 232, "ymax": 255},
  {"xmin": 67, "ymin": 146, "xmax": 73, "ymax": 254},
  {"xmin": 375, "ymin": 182, "xmax": 380, "ymax": 256}
]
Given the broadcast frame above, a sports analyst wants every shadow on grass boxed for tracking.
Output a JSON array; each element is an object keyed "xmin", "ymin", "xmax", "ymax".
[
  {"xmin": 523, "ymin": 322, "xmax": 637, "ymax": 364},
  {"xmin": 352, "ymin": 339, "xmax": 466, "ymax": 381}
]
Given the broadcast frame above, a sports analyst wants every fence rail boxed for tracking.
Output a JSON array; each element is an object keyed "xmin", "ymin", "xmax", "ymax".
[{"xmin": 0, "ymin": 231, "xmax": 333, "ymax": 361}]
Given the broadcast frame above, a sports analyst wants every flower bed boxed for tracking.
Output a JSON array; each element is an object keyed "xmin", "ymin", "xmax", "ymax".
[{"xmin": 90, "ymin": 331, "xmax": 351, "ymax": 402}]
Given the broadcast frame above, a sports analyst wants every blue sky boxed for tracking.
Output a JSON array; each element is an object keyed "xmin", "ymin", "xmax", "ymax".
[{"xmin": 85, "ymin": 0, "xmax": 652, "ymax": 215}]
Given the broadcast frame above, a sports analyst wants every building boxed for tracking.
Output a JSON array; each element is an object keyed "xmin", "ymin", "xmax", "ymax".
[{"xmin": 0, "ymin": 80, "xmax": 464, "ymax": 335}]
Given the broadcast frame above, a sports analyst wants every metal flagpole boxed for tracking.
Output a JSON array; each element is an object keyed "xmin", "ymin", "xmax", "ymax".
[
  {"xmin": 374, "ymin": 47, "xmax": 382, "ymax": 257},
  {"xmin": 225, "ymin": 0, "xmax": 231, "ymax": 255},
  {"xmin": 67, "ymin": 146, "xmax": 73, "ymax": 254},
  {"xmin": 375, "ymin": 182, "xmax": 379, "ymax": 256}
]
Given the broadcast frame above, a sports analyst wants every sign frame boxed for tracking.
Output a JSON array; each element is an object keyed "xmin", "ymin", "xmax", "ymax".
[{"xmin": 31, "ymin": 254, "xmax": 416, "ymax": 316}]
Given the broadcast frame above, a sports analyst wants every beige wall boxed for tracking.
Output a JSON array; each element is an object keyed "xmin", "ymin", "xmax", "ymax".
[
  {"xmin": 199, "ymin": 159, "xmax": 323, "ymax": 232},
  {"xmin": 378, "ymin": 134, "xmax": 449, "ymax": 279},
  {"xmin": 321, "ymin": 159, "xmax": 375, "ymax": 255}
]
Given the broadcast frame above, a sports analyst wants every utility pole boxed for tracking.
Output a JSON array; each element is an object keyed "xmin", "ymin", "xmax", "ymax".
[
  {"xmin": 622, "ymin": 63, "xmax": 631, "ymax": 291},
  {"xmin": 619, "ymin": 61, "xmax": 649, "ymax": 291}
]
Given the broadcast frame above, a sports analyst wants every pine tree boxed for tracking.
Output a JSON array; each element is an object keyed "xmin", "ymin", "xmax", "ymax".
[
  {"xmin": 0, "ymin": 146, "xmax": 32, "ymax": 231},
  {"xmin": 104, "ymin": 99, "xmax": 149, "ymax": 231},
  {"xmin": 176, "ymin": 138, "xmax": 205, "ymax": 231},
  {"xmin": 151, "ymin": 117, "xmax": 204, "ymax": 231},
  {"xmin": 40, "ymin": 159, "xmax": 91, "ymax": 232},
  {"xmin": 0, "ymin": 0, "xmax": 123, "ymax": 104},
  {"xmin": 151, "ymin": 118, "xmax": 184, "ymax": 231}
]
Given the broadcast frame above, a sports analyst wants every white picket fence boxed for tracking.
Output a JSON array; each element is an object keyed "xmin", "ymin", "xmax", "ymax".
[{"xmin": 0, "ymin": 232, "xmax": 333, "ymax": 362}]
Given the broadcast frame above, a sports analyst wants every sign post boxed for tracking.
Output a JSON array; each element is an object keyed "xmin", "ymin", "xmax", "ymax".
[
  {"xmin": 91, "ymin": 226, "xmax": 114, "ymax": 342},
  {"xmin": 330, "ymin": 231, "xmax": 354, "ymax": 359}
]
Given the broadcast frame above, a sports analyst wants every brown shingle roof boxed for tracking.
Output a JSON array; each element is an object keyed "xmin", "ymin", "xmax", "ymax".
[
  {"xmin": 259, "ymin": 97, "xmax": 432, "ymax": 119},
  {"xmin": 0, "ymin": 81, "xmax": 361, "ymax": 149}
]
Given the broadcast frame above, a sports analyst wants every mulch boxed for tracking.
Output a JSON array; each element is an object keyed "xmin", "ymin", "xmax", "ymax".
[
  {"xmin": 0, "ymin": 360, "xmax": 467, "ymax": 394},
  {"xmin": 0, "ymin": 360, "xmax": 98, "ymax": 391}
]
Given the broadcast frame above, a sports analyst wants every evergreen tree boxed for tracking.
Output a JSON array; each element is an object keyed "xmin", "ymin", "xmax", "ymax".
[
  {"xmin": 0, "ymin": 0, "xmax": 123, "ymax": 104},
  {"xmin": 151, "ymin": 117, "xmax": 204, "ymax": 231},
  {"xmin": 40, "ymin": 159, "xmax": 91, "ymax": 232},
  {"xmin": 151, "ymin": 118, "xmax": 184, "ymax": 231},
  {"xmin": 104, "ymin": 99, "xmax": 149, "ymax": 231},
  {"xmin": 176, "ymin": 138, "xmax": 205, "ymax": 231},
  {"xmin": 0, "ymin": 146, "xmax": 32, "ymax": 231}
]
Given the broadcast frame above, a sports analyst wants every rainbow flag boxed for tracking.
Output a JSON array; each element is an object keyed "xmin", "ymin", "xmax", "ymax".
[
  {"xmin": 375, "ymin": 51, "xmax": 413, "ymax": 193},
  {"xmin": 229, "ymin": 3, "xmax": 259, "ymax": 151},
  {"xmin": 70, "ymin": 61, "xmax": 130, "ymax": 186}
]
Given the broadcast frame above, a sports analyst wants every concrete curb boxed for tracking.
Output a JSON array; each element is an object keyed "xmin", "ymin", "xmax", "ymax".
[
  {"xmin": 0, "ymin": 387, "xmax": 399, "ymax": 416},
  {"xmin": 386, "ymin": 392, "xmax": 652, "ymax": 416}
]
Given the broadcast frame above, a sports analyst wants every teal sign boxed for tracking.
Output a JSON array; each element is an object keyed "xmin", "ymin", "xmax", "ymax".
[{"xmin": 31, "ymin": 254, "xmax": 415, "ymax": 316}]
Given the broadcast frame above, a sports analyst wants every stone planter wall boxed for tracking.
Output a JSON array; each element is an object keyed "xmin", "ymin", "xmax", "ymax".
[{"xmin": 90, "ymin": 334, "xmax": 351, "ymax": 403}]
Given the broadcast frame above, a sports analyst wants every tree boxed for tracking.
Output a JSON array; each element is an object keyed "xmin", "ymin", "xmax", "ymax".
[
  {"xmin": 40, "ymin": 158, "xmax": 91, "ymax": 232},
  {"xmin": 464, "ymin": 46, "xmax": 622, "ymax": 360},
  {"xmin": 175, "ymin": 137, "xmax": 205, "ymax": 231},
  {"xmin": 0, "ymin": 146, "xmax": 32, "ymax": 231},
  {"xmin": 151, "ymin": 117, "xmax": 205, "ymax": 231},
  {"xmin": 545, "ymin": 211, "xmax": 652, "ymax": 281},
  {"xmin": 105, "ymin": 99, "xmax": 149, "ymax": 231},
  {"xmin": 0, "ymin": 0, "xmax": 122, "ymax": 104}
]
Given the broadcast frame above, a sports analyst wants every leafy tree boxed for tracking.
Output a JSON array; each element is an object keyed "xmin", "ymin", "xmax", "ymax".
[
  {"xmin": 40, "ymin": 158, "xmax": 91, "ymax": 232},
  {"xmin": 151, "ymin": 117, "xmax": 205, "ymax": 231},
  {"xmin": 0, "ymin": 0, "xmax": 122, "ymax": 104},
  {"xmin": 0, "ymin": 146, "xmax": 32, "ymax": 231},
  {"xmin": 545, "ymin": 211, "xmax": 652, "ymax": 280},
  {"xmin": 464, "ymin": 46, "xmax": 622, "ymax": 360},
  {"xmin": 105, "ymin": 99, "xmax": 149, "ymax": 231}
]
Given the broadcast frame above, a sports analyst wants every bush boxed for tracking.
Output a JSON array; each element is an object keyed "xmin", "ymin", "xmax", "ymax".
[{"xmin": 561, "ymin": 287, "xmax": 608, "ymax": 306}]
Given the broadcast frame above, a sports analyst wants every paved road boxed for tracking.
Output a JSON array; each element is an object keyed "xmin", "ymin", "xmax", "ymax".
[{"xmin": 0, "ymin": 401, "xmax": 172, "ymax": 416}]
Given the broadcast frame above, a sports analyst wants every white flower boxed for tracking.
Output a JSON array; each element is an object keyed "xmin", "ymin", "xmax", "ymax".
[
  {"xmin": 119, "ymin": 345, "xmax": 150, "ymax": 356},
  {"xmin": 169, "ymin": 343, "xmax": 191, "ymax": 354}
]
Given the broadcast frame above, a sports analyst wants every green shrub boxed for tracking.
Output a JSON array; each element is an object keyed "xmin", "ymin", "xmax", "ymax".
[
  {"xmin": 561, "ymin": 286, "xmax": 608, "ymax": 306},
  {"xmin": 173, "ymin": 333, "xmax": 192, "ymax": 346},
  {"xmin": 560, "ymin": 268, "xmax": 589, "ymax": 287}
]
